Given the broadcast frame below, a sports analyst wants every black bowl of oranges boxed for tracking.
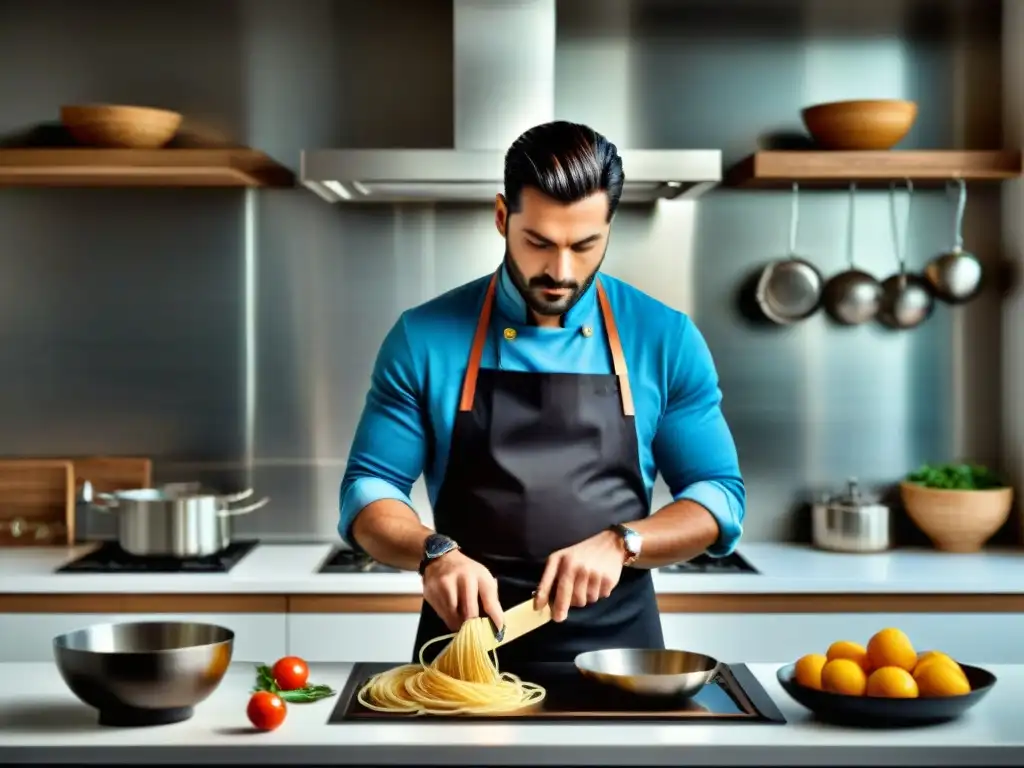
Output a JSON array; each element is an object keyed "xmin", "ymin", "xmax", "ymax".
[{"xmin": 777, "ymin": 627, "xmax": 996, "ymax": 726}]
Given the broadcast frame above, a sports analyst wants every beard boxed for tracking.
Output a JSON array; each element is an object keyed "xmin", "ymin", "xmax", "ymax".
[{"xmin": 503, "ymin": 244, "xmax": 605, "ymax": 319}]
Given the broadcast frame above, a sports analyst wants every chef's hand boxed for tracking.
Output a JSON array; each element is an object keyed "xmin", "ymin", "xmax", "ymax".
[
  {"xmin": 422, "ymin": 550, "xmax": 504, "ymax": 633},
  {"xmin": 534, "ymin": 530, "xmax": 624, "ymax": 622}
]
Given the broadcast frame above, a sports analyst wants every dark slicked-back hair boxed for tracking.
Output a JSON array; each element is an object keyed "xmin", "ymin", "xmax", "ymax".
[{"xmin": 503, "ymin": 121, "xmax": 624, "ymax": 222}]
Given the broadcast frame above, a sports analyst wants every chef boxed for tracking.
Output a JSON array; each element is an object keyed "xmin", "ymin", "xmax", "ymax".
[{"xmin": 340, "ymin": 120, "xmax": 745, "ymax": 664}]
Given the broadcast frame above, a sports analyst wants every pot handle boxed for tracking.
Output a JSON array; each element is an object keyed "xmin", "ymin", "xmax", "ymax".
[
  {"xmin": 217, "ymin": 496, "xmax": 270, "ymax": 517},
  {"xmin": 221, "ymin": 488, "xmax": 254, "ymax": 504},
  {"xmin": 90, "ymin": 493, "xmax": 120, "ymax": 511}
]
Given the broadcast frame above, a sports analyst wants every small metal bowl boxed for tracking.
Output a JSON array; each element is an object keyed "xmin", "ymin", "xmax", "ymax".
[
  {"xmin": 574, "ymin": 648, "xmax": 720, "ymax": 698},
  {"xmin": 53, "ymin": 621, "xmax": 234, "ymax": 727}
]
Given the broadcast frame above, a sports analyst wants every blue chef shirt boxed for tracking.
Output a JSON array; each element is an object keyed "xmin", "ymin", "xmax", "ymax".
[{"xmin": 340, "ymin": 265, "xmax": 746, "ymax": 557}]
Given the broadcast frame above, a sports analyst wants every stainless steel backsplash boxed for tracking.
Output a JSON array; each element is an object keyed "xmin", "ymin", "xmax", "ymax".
[{"xmin": 0, "ymin": 0, "xmax": 1006, "ymax": 543}]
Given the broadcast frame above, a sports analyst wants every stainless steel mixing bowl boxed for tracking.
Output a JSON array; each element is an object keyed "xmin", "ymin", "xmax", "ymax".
[
  {"xmin": 53, "ymin": 620, "xmax": 234, "ymax": 727},
  {"xmin": 574, "ymin": 648, "xmax": 720, "ymax": 698}
]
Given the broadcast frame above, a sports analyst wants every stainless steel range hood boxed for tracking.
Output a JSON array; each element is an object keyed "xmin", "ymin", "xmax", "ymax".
[{"xmin": 300, "ymin": 0, "xmax": 722, "ymax": 205}]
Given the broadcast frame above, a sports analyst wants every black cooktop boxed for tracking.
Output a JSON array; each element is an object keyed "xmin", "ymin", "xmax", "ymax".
[
  {"xmin": 318, "ymin": 547, "xmax": 399, "ymax": 574},
  {"xmin": 329, "ymin": 661, "xmax": 785, "ymax": 724},
  {"xmin": 658, "ymin": 551, "xmax": 758, "ymax": 574},
  {"xmin": 56, "ymin": 540, "xmax": 259, "ymax": 573}
]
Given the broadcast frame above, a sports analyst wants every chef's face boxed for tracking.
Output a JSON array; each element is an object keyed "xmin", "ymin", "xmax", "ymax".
[{"xmin": 495, "ymin": 187, "xmax": 611, "ymax": 320}]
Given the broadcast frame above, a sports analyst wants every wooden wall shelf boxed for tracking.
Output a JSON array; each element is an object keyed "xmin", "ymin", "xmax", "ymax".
[
  {"xmin": 727, "ymin": 150, "xmax": 1023, "ymax": 188},
  {"xmin": 0, "ymin": 148, "xmax": 295, "ymax": 188}
]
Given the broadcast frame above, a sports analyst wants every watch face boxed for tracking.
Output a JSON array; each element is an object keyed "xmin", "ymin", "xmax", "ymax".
[
  {"xmin": 425, "ymin": 534, "xmax": 455, "ymax": 559},
  {"xmin": 623, "ymin": 530, "xmax": 642, "ymax": 555}
]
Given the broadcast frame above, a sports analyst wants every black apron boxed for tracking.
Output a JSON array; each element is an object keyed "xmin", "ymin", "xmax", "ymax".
[{"xmin": 413, "ymin": 272, "xmax": 664, "ymax": 665}]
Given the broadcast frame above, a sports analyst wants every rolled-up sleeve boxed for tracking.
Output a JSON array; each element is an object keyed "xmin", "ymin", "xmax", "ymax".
[
  {"xmin": 339, "ymin": 314, "xmax": 427, "ymax": 546},
  {"xmin": 652, "ymin": 316, "xmax": 745, "ymax": 557}
]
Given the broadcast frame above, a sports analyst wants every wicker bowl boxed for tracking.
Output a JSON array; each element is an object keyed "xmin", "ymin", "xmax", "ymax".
[
  {"xmin": 801, "ymin": 99, "xmax": 918, "ymax": 150},
  {"xmin": 899, "ymin": 482, "xmax": 1013, "ymax": 553},
  {"xmin": 61, "ymin": 104, "xmax": 182, "ymax": 149}
]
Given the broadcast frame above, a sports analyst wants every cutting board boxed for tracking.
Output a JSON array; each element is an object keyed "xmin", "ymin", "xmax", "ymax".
[
  {"xmin": 69, "ymin": 456, "xmax": 152, "ymax": 496},
  {"xmin": 0, "ymin": 456, "xmax": 153, "ymax": 546},
  {"xmin": 66, "ymin": 456, "xmax": 152, "ymax": 543},
  {"xmin": 0, "ymin": 459, "xmax": 76, "ymax": 546}
]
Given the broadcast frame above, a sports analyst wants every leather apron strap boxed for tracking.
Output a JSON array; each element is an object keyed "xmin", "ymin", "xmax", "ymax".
[{"xmin": 458, "ymin": 273, "xmax": 635, "ymax": 417}]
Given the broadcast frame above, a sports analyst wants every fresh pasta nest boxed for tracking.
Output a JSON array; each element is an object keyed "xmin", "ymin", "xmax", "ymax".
[{"xmin": 357, "ymin": 618, "xmax": 546, "ymax": 715}]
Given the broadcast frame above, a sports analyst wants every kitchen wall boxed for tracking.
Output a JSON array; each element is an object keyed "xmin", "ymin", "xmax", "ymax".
[{"xmin": 0, "ymin": 0, "xmax": 1006, "ymax": 544}]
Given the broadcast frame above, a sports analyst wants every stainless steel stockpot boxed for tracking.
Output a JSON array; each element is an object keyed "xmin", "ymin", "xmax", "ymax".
[{"xmin": 90, "ymin": 486, "xmax": 268, "ymax": 557}]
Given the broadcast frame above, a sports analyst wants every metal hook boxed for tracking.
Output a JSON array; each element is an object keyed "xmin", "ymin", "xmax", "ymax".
[
  {"xmin": 888, "ymin": 179, "xmax": 915, "ymax": 277},
  {"xmin": 952, "ymin": 178, "xmax": 967, "ymax": 253},
  {"xmin": 788, "ymin": 181, "xmax": 800, "ymax": 257},
  {"xmin": 845, "ymin": 182, "xmax": 857, "ymax": 269}
]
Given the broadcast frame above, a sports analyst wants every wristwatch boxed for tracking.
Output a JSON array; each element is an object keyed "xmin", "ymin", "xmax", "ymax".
[
  {"xmin": 418, "ymin": 533, "xmax": 460, "ymax": 575},
  {"xmin": 611, "ymin": 523, "xmax": 642, "ymax": 566}
]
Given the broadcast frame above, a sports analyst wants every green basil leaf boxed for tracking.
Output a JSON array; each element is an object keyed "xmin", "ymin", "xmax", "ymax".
[
  {"xmin": 277, "ymin": 686, "xmax": 337, "ymax": 703},
  {"xmin": 252, "ymin": 663, "xmax": 335, "ymax": 702}
]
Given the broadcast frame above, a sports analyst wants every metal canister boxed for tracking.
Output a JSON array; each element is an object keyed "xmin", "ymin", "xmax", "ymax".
[{"xmin": 812, "ymin": 478, "xmax": 891, "ymax": 553}]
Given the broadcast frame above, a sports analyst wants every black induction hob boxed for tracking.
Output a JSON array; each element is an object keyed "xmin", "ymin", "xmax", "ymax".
[
  {"xmin": 55, "ymin": 540, "xmax": 259, "ymax": 573},
  {"xmin": 658, "ymin": 551, "xmax": 758, "ymax": 575},
  {"xmin": 318, "ymin": 547, "xmax": 400, "ymax": 574},
  {"xmin": 329, "ymin": 661, "xmax": 785, "ymax": 724}
]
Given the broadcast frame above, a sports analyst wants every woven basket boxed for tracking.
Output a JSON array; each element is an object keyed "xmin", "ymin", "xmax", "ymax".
[
  {"xmin": 899, "ymin": 481, "xmax": 1013, "ymax": 553},
  {"xmin": 60, "ymin": 104, "xmax": 182, "ymax": 149}
]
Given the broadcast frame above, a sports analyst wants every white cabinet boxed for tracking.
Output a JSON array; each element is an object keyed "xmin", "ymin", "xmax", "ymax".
[
  {"xmin": 287, "ymin": 613, "xmax": 420, "ymax": 662},
  {"xmin": 0, "ymin": 613, "xmax": 288, "ymax": 663},
  {"xmin": 660, "ymin": 614, "xmax": 1024, "ymax": 664}
]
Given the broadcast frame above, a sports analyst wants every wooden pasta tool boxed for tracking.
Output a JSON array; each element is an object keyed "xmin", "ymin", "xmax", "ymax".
[{"xmin": 480, "ymin": 598, "xmax": 552, "ymax": 652}]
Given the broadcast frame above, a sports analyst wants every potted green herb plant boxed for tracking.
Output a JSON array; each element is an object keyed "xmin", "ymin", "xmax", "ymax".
[{"xmin": 900, "ymin": 463, "xmax": 1013, "ymax": 552}]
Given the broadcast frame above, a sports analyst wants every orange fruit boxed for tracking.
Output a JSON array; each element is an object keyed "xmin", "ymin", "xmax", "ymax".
[
  {"xmin": 867, "ymin": 628, "xmax": 917, "ymax": 672},
  {"xmin": 914, "ymin": 656, "xmax": 968, "ymax": 685},
  {"xmin": 914, "ymin": 659, "xmax": 971, "ymax": 697},
  {"xmin": 820, "ymin": 658, "xmax": 868, "ymax": 696},
  {"xmin": 794, "ymin": 654, "xmax": 828, "ymax": 690},
  {"xmin": 915, "ymin": 650, "xmax": 952, "ymax": 668},
  {"xmin": 866, "ymin": 666, "xmax": 919, "ymax": 698},
  {"xmin": 826, "ymin": 640, "xmax": 871, "ymax": 672},
  {"xmin": 914, "ymin": 651, "xmax": 965, "ymax": 677}
]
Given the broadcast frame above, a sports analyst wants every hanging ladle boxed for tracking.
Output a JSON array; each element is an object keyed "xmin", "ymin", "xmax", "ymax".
[
  {"xmin": 878, "ymin": 180, "xmax": 935, "ymax": 330},
  {"xmin": 755, "ymin": 182, "xmax": 824, "ymax": 324},
  {"xmin": 923, "ymin": 178, "xmax": 983, "ymax": 304},
  {"xmin": 822, "ymin": 182, "xmax": 883, "ymax": 326}
]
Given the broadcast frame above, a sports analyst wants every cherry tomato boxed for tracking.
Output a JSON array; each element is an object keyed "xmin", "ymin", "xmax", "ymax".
[
  {"xmin": 272, "ymin": 656, "xmax": 310, "ymax": 691},
  {"xmin": 247, "ymin": 690, "xmax": 287, "ymax": 731}
]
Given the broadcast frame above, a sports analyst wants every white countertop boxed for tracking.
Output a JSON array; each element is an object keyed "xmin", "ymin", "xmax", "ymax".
[
  {"xmin": 0, "ymin": 661, "xmax": 1018, "ymax": 766},
  {"xmin": 1, "ymin": 542, "xmax": 1023, "ymax": 595}
]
